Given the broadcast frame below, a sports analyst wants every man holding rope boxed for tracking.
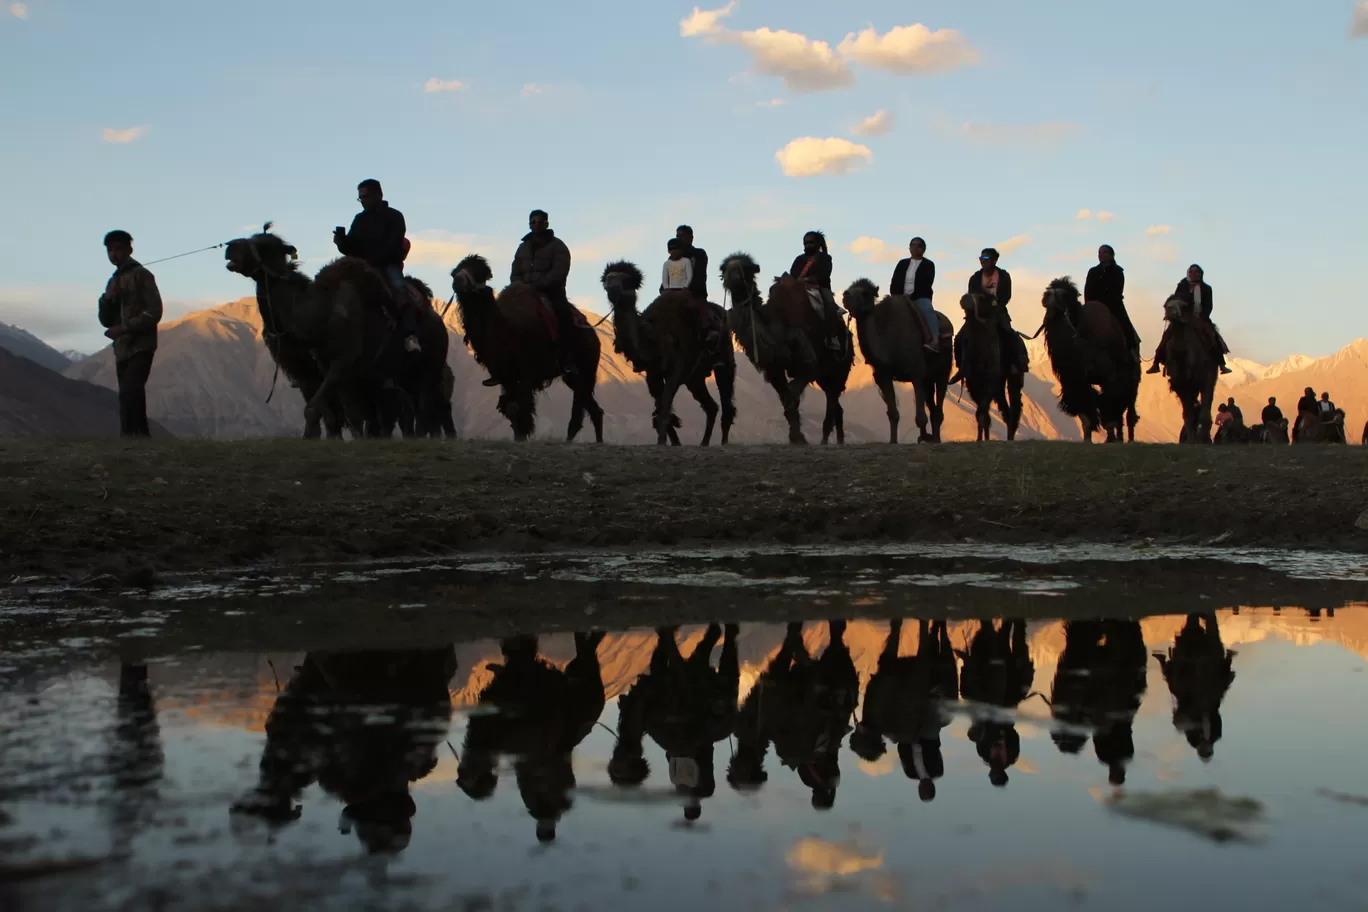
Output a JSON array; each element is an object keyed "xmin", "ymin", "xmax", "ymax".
[{"xmin": 98, "ymin": 230, "xmax": 162, "ymax": 438}]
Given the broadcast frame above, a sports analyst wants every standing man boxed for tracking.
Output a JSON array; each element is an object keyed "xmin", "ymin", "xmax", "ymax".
[
  {"xmin": 676, "ymin": 224, "xmax": 721, "ymax": 346},
  {"xmin": 511, "ymin": 209, "xmax": 577, "ymax": 379},
  {"xmin": 99, "ymin": 230, "xmax": 162, "ymax": 438},
  {"xmin": 1084, "ymin": 245, "xmax": 1140, "ymax": 361},
  {"xmin": 889, "ymin": 237, "xmax": 938, "ymax": 352},
  {"xmin": 333, "ymin": 178, "xmax": 419, "ymax": 352}
]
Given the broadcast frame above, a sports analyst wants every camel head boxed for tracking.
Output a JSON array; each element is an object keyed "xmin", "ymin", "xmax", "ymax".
[
  {"xmin": 224, "ymin": 224, "xmax": 299, "ymax": 279},
  {"xmin": 841, "ymin": 278, "xmax": 880, "ymax": 320},
  {"xmin": 1041, "ymin": 277, "xmax": 1080, "ymax": 315},
  {"xmin": 720, "ymin": 253, "xmax": 761, "ymax": 305},
  {"xmin": 600, "ymin": 261, "xmax": 644, "ymax": 308},
  {"xmin": 1163, "ymin": 295, "xmax": 1190, "ymax": 324},
  {"xmin": 451, "ymin": 254, "xmax": 494, "ymax": 295},
  {"xmin": 960, "ymin": 292, "xmax": 1000, "ymax": 325}
]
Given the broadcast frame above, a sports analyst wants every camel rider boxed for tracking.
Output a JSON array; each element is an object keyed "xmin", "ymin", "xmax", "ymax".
[
  {"xmin": 1262, "ymin": 397, "xmax": 1284, "ymax": 427},
  {"xmin": 1318, "ymin": 392, "xmax": 1337, "ymax": 418},
  {"xmin": 333, "ymin": 179, "xmax": 420, "ymax": 353},
  {"xmin": 1294, "ymin": 387, "xmax": 1317, "ymax": 441},
  {"xmin": 790, "ymin": 231, "xmax": 844, "ymax": 352},
  {"xmin": 1147, "ymin": 264, "xmax": 1232, "ymax": 375},
  {"xmin": 890, "ymin": 237, "xmax": 939, "ymax": 352},
  {"xmin": 676, "ymin": 225, "xmax": 722, "ymax": 349},
  {"xmin": 967, "ymin": 248, "xmax": 1028, "ymax": 374},
  {"xmin": 510, "ymin": 209, "xmax": 578, "ymax": 380},
  {"xmin": 1084, "ymin": 245, "xmax": 1141, "ymax": 360}
]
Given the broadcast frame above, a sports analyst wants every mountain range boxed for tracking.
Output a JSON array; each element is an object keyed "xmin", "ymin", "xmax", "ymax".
[
  {"xmin": 4, "ymin": 298, "xmax": 1364, "ymax": 443},
  {"xmin": 0, "ymin": 346, "xmax": 172, "ymax": 438}
]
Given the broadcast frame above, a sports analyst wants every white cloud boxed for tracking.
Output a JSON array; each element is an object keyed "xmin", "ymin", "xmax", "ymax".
[
  {"xmin": 1075, "ymin": 209, "xmax": 1093, "ymax": 221},
  {"xmin": 1145, "ymin": 224, "xmax": 1172, "ymax": 238},
  {"xmin": 101, "ymin": 125, "xmax": 149, "ymax": 145},
  {"xmin": 8, "ymin": 2, "xmax": 28, "ymax": 19},
  {"xmin": 1096, "ymin": 210, "xmax": 1116, "ymax": 223},
  {"xmin": 998, "ymin": 234, "xmax": 1031, "ymax": 255},
  {"xmin": 423, "ymin": 78, "xmax": 466, "ymax": 94},
  {"xmin": 1351, "ymin": 1, "xmax": 1368, "ymax": 37},
  {"xmin": 848, "ymin": 236, "xmax": 904, "ymax": 265},
  {"xmin": 680, "ymin": 1, "xmax": 735, "ymax": 37},
  {"xmin": 836, "ymin": 24, "xmax": 980, "ymax": 74},
  {"xmin": 521, "ymin": 82, "xmax": 548, "ymax": 97},
  {"xmin": 940, "ymin": 118, "xmax": 1080, "ymax": 150},
  {"xmin": 851, "ymin": 109, "xmax": 894, "ymax": 137},
  {"xmin": 756, "ymin": 98, "xmax": 786, "ymax": 108},
  {"xmin": 722, "ymin": 27, "xmax": 854, "ymax": 92},
  {"xmin": 775, "ymin": 136, "xmax": 872, "ymax": 177}
]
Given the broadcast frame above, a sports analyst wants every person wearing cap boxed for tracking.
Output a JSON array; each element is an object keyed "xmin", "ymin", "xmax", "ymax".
[{"xmin": 967, "ymin": 247, "xmax": 1028, "ymax": 374}]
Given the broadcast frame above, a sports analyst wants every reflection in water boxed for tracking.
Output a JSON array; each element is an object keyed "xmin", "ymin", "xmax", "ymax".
[
  {"xmin": 1049, "ymin": 621, "xmax": 1149, "ymax": 785},
  {"xmin": 1154, "ymin": 614, "xmax": 1238, "ymax": 761},
  {"xmin": 960, "ymin": 619, "xmax": 1036, "ymax": 788},
  {"xmin": 109, "ymin": 663, "xmax": 165, "ymax": 845}
]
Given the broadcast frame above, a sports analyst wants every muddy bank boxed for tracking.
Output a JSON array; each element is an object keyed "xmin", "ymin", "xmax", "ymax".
[{"xmin": 2, "ymin": 439, "xmax": 1366, "ymax": 580}]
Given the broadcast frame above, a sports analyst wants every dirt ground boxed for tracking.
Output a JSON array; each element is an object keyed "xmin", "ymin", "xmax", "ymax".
[{"xmin": 1, "ymin": 439, "xmax": 1366, "ymax": 582}]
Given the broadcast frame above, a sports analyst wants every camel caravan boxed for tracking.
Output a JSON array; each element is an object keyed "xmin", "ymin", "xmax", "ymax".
[{"xmin": 218, "ymin": 185, "xmax": 1326, "ymax": 447}]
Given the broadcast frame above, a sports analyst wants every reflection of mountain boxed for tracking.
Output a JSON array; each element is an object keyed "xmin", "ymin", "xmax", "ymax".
[{"xmin": 39, "ymin": 298, "xmax": 1368, "ymax": 442}]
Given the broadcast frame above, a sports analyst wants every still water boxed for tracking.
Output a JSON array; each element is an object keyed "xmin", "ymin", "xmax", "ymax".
[{"xmin": 3, "ymin": 552, "xmax": 1368, "ymax": 911}]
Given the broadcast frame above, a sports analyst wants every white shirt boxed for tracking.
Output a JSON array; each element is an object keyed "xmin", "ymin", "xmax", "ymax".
[
  {"xmin": 662, "ymin": 257, "xmax": 693, "ymax": 291},
  {"xmin": 902, "ymin": 259, "xmax": 923, "ymax": 297}
]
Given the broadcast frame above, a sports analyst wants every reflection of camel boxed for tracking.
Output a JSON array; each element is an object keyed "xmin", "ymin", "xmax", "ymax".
[
  {"xmin": 232, "ymin": 648, "xmax": 457, "ymax": 855},
  {"xmin": 852, "ymin": 620, "xmax": 958, "ymax": 801},
  {"xmin": 958, "ymin": 620, "xmax": 1034, "ymax": 787},
  {"xmin": 610, "ymin": 624, "xmax": 739, "ymax": 821},
  {"xmin": 1048, "ymin": 621, "xmax": 1148, "ymax": 784},
  {"xmin": 457, "ymin": 633, "xmax": 606, "ymax": 843},
  {"xmin": 1154, "ymin": 614, "xmax": 1237, "ymax": 761},
  {"xmin": 729, "ymin": 621, "xmax": 859, "ymax": 809}
]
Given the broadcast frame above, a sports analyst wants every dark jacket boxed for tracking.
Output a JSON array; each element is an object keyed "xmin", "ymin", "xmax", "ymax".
[
  {"xmin": 1297, "ymin": 393, "xmax": 1317, "ymax": 416},
  {"xmin": 968, "ymin": 268, "xmax": 1013, "ymax": 310},
  {"xmin": 890, "ymin": 258, "xmax": 935, "ymax": 300},
  {"xmin": 1227, "ymin": 403, "xmax": 1243, "ymax": 425},
  {"xmin": 336, "ymin": 202, "xmax": 407, "ymax": 270},
  {"xmin": 1174, "ymin": 280, "xmax": 1214, "ymax": 320},
  {"xmin": 511, "ymin": 230, "xmax": 571, "ymax": 294},
  {"xmin": 685, "ymin": 245, "xmax": 709, "ymax": 300},
  {"xmin": 789, "ymin": 252, "xmax": 832, "ymax": 290},
  {"xmin": 99, "ymin": 259, "xmax": 163, "ymax": 362},
  {"xmin": 1261, "ymin": 404, "xmax": 1284, "ymax": 425},
  {"xmin": 1084, "ymin": 264, "xmax": 1125, "ymax": 307}
]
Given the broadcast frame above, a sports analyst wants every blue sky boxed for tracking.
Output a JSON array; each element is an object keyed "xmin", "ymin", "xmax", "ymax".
[{"xmin": 1, "ymin": 0, "xmax": 1365, "ymax": 362}]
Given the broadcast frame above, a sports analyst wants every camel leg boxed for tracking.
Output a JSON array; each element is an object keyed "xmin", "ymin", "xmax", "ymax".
[
  {"xmin": 656, "ymin": 363, "xmax": 688, "ymax": 447},
  {"xmin": 820, "ymin": 381, "xmax": 845, "ymax": 446},
  {"xmin": 912, "ymin": 380, "xmax": 933, "ymax": 444},
  {"xmin": 303, "ymin": 360, "xmax": 351, "ymax": 432},
  {"xmin": 768, "ymin": 370, "xmax": 805, "ymax": 445},
  {"xmin": 930, "ymin": 376, "xmax": 948, "ymax": 443},
  {"xmin": 685, "ymin": 373, "xmax": 719, "ymax": 447},
  {"xmin": 876, "ymin": 375, "xmax": 900, "ymax": 444},
  {"xmin": 713, "ymin": 359, "xmax": 737, "ymax": 446}
]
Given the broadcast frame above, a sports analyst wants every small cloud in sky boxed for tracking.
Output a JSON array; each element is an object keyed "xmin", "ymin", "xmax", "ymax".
[
  {"xmin": 723, "ymin": 27, "xmax": 854, "ymax": 92},
  {"xmin": 1075, "ymin": 208, "xmax": 1093, "ymax": 221},
  {"xmin": 680, "ymin": 0, "xmax": 735, "ymax": 37},
  {"xmin": 940, "ymin": 118, "xmax": 1080, "ymax": 150},
  {"xmin": 756, "ymin": 98, "xmax": 786, "ymax": 108},
  {"xmin": 1096, "ymin": 210, "xmax": 1116, "ymax": 223},
  {"xmin": 852, "ymin": 109, "xmax": 894, "ymax": 136},
  {"xmin": 521, "ymin": 82, "xmax": 548, "ymax": 97},
  {"xmin": 423, "ymin": 78, "xmax": 466, "ymax": 94},
  {"xmin": 849, "ymin": 236, "xmax": 904, "ymax": 265},
  {"xmin": 1351, "ymin": 1, "xmax": 1368, "ymax": 37},
  {"xmin": 8, "ymin": 2, "xmax": 28, "ymax": 19},
  {"xmin": 102, "ymin": 125, "xmax": 149, "ymax": 144},
  {"xmin": 405, "ymin": 230, "xmax": 502, "ymax": 267},
  {"xmin": 837, "ymin": 24, "xmax": 981, "ymax": 74},
  {"xmin": 998, "ymin": 234, "xmax": 1031, "ymax": 255},
  {"xmin": 1145, "ymin": 224, "xmax": 1172, "ymax": 238},
  {"xmin": 775, "ymin": 136, "xmax": 872, "ymax": 177}
]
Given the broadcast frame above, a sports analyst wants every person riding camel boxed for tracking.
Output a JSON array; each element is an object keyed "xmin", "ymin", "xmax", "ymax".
[
  {"xmin": 967, "ymin": 247, "xmax": 1027, "ymax": 374},
  {"xmin": 1147, "ymin": 264, "xmax": 1232, "ymax": 375},
  {"xmin": 889, "ymin": 237, "xmax": 939, "ymax": 352},
  {"xmin": 674, "ymin": 225, "xmax": 722, "ymax": 350},
  {"xmin": 510, "ymin": 209, "xmax": 578, "ymax": 382},
  {"xmin": 1084, "ymin": 245, "xmax": 1141, "ymax": 361},
  {"xmin": 663, "ymin": 231, "xmax": 721, "ymax": 349},
  {"xmin": 789, "ymin": 231, "xmax": 844, "ymax": 352},
  {"xmin": 333, "ymin": 179, "xmax": 421, "ymax": 353},
  {"xmin": 1294, "ymin": 387, "xmax": 1318, "ymax": 442}
]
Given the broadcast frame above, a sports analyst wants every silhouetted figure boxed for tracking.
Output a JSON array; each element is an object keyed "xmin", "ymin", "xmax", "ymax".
[
  {"xmin": 457, "ymin": 633, "xmax": 606, "ymax": 843},
  {"xmin": 1049, "ymin": 621, "xmax": 1148, "ymax": 784},
  {"xmin": 958, "ymin": 620, "xmax": 1035, "ymax": 788},
  {"xmin": 611, "ymin": 624, "xmax": 739, "ymax": 821},
  {"xmin": 232, "ymin": 647, "xmax": 457, "ymax": 854},
  {"xmin": 1154, "ymin": 614, "xmax": 1237, "ymax": 762},
  {"xmin": 729, "ymin": 621, "xmax": 858, "ymax": 810},
  {"xmin": 108, "ymin": 662, "xmax": 165, "ymax": 844}
]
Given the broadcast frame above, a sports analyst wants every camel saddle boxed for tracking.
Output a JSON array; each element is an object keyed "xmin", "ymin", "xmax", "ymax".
[
  {"xmin": 904, "ymin": 298, "xmax": 952, "ymax": 349},
  {"xmin": 532, "ymin": 294, "xmax": 588, "ymax": 344}
]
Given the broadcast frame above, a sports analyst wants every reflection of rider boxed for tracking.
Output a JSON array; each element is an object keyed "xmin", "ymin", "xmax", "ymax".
[
  {"xmin": 610, "ymin": 624, "xmax": 739, "ymax": 821},
  {"xmin": 790, "ymin": 231, "xmax": 845, "ymax": 353},
  {"xmin": 1084, "ymin": 245, "xmax": 1141, "ymax": 359},
  {"xmin": 1154, "ymin": 614, "xmax": 1236, "ymax": 761},
  {"xmin": 511, "ymin": 209, "xmax": 579, "ymax": 381},
  {"xmin": 968, "ymin": 248, "xmax": 1028, "ymax": 375},
  {"xmin": 958, "ymin": 619, "xmax": 1034, "ymax": 788},
  {"xmin": 333, "ymin": 178, "xmax": 421, "ymax": 353},
  {"xmin": 1147, "ymin": 264, "xmax": 1231, "ymax": 375},
  {"xmin": 1048, "ymin": 621, "xmax": 1148, "ymax": 785}
]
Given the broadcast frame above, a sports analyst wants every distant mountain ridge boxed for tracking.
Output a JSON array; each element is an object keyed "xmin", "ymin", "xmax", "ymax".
[
  {"xmin": 0, "ymin": 347, "xmax": 172, "ymax": 438},
  {"xmin": 0, "ymin": 323, "xmax": 73, "ymax": 373}
]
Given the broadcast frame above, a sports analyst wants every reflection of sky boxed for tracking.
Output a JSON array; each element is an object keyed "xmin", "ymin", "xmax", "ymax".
[{"xmin": 7, "ymin": 610, "xmax": 1368, "ymax": 911}]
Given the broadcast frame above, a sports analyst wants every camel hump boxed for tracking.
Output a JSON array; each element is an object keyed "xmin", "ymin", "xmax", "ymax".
[{"xmin": 314, "ymin": 257, "xmax": 392, "ymax": 315}]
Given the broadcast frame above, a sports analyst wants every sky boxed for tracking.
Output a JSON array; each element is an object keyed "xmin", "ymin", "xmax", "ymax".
[{"xmin": 1, "ymin": 0, "xmax": 1366, "ymax": 362}]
